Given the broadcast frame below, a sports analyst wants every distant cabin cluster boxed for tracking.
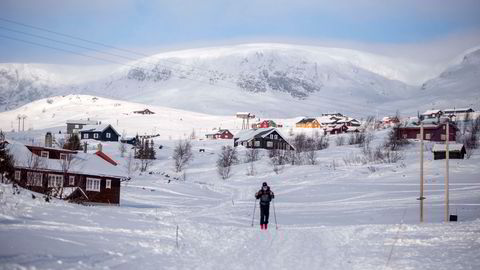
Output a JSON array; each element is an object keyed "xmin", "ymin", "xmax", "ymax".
[{"xmin": 1, "ymin": 105, "xmax": 476, "ymax": 206}]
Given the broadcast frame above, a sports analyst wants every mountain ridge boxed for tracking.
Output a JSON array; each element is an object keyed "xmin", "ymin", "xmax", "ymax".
[{"xmin": 1, "ymin": 43, "xmax": 479, "ymax": 116}]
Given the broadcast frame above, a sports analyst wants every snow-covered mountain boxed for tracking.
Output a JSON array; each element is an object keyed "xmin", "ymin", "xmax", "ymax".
[
  {"xmin": 417, "ymin": 48, "xmax": 480, "ymax": 110},
  {"xmin": 0, "ymin": 64, "xmax": 60, "ymax": 111},
  {"xmin": 1, "ymin": 43, "xmax": 478, "ymax": 117}
]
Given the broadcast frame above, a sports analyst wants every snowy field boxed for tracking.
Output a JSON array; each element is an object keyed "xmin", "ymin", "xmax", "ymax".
[{"xmin": 1, "ymin": 96, "xmax": 480, "ymax": 269}]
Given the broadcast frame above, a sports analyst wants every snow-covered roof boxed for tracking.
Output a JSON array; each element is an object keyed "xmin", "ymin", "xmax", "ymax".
[
  {"xmin": 66, "ymin": 119, "xmax": 98, "ymax": 125},
  {"xmin": 79, "ymin": 124, "xmax": 119, "ymax": 135},
  {"xmin": 234, "ymin": 128, "xmax": 275, "ymax": 141},
  {"xmin": 432, "ymin": 143, "xmax": 465, "ymax": 152},
  {"xmin": 444, "ymin": 108, "xmax": 474, "ymax": 113},
  {"xmin": 6, "ymin": 140, "xmax": 127, "ymax": 179},
  {"xmin": 297, "ymin": 118, "xmax": 318, "ymax": 124},
  {"xmin": 421, "ymin": 118, "xmax": 439, "ymax": 125},
  {"xmin": 422, "ymin": 109, "xmax": 442, "ymax": 115}
]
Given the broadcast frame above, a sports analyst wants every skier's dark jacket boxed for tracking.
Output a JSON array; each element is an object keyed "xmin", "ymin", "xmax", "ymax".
[{"xmin": 255, "ymin": 186, "xmax": 274, "ymax": 206}]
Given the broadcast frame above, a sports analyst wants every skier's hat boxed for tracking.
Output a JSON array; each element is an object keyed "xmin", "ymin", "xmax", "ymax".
[{"xmin": 262, "ymin": 182, "xmax": 268, "ymax": 187}]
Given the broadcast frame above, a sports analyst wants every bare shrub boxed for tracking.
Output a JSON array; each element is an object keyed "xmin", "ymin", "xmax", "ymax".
[
  {"xmin": 335, "ymin": 136, "xmax": 345, "ymax": 146},
  {"xmin": 348, "ymin": 132, "xmax": 366, "ymax": 145},
  {"xmin": 217, "ymin": 146, "xmax": 238, "ymax": 180},
  {"xmin": 245, "ymin": 148, "xmax": 259, "ymax": 176},
  {"xmin": 293, "ymin": 133, "xmax": 307, "ymax": 153},
  {"xmin": 245, "ymin": 148, "xmax": 260, "ymax": 163}
]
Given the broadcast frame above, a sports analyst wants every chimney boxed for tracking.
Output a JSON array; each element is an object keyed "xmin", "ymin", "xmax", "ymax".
[{"xmin": 45, "ymin": 132, "xmax": 53, "ymax": 147}]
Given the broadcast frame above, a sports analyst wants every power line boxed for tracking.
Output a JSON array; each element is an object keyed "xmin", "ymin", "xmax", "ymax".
[
  {"xmin": 0, "ymin": 17, "xmax": 228, "ymax": 80},
  {"xmin": 0, "ymin": 33, "xmax": 236, "ymax": 91},
  {"xmin": 0, "ymin": 17, "xmax": 144, "ymax": 57}
]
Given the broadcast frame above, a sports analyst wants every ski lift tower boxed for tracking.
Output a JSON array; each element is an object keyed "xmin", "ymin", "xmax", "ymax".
[{"xmin": 236, "ymin": 112, "xmax": 256, "ymax": 129}]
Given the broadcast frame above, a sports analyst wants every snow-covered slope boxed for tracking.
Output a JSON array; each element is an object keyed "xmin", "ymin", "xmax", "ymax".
[
  {"xmin": 0, "ymin": 63, "xmax": 60, "ymax": 111},
  {"xmin": 416, "ymin": 48, "xmax": 480, "ymax": 110},
  {"xmin": 1, "ymin": 127, "xmax": 480, "ymax": 269}
]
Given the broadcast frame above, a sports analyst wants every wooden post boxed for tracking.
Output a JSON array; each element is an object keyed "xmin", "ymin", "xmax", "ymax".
[
  {"xmin": 445, "ymin": 121, "xmax": 450, "ymax": 222},
  {"xmin": 419, "ymin": 123, "xmax": 425, "ymax": 223},
  {"xmin": 176, "ymin": 225, "xmax": 179, "ymax": 248}
]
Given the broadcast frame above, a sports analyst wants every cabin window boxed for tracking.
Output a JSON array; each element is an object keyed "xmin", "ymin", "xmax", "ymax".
[
  {"xmin": 443, "ymin": 125, "xmax": 446, "ymax": 130},
  {"xmin": 69, "ymin": 176, "xmax": 75, "ymax": 185},
  {"xmin": 48, "ymin": 174, "xmax": 64, "ymax": 188},
  {"xmin": 106, "ymin": 133, "xmax": 111, "ymax": 138},
  {"xmin": 270, "ymin": 134, "xmax": 274, "ymax": 139},
  {"xmin": 106, "ymin": 179, "xmax": 111, "ymax": 189},
  {"xmin": 41, "ymin": 151, "xmax": 49, "ymax": 158},
  {"xmin": 33, "ymin": 173, "xmax": 43, "ymax": 186},
  {"xmin": 15, "ymin": 170, "xmax": 21, "ymax": 181},
  {"xmin": 403, "ymin": 134, "xmax": 407, "ymax": 139},
  {"xmin": 441, "ymin": 134, "xmax": 446, "ymax": 141},
  {"xmin": 274, "ymin": 135, "xmax": 278, "ymax": 140},
  {"xmin": 416, "ymin": 133, "xmax": 421, "ymax": 139},
  {"xmin": 60, "ymin": 153, "xmax": 68, "ymax": 160},
  {"xmin": 254, "ymin": 141, "xmax": 260, "ymax": 147},
  {"xmin": 247, "ymin": 141, "xmax": 252, "ymax": 147},
  {"xmin": 94, "ymin": 133, "xmax": 99, "ymax": 139},
  {"xmin": 267, "ymin": 141, "xmax": 273, "ymax": 148},
  {"xmin": 75, "ymin": 124, "xmax": 80, "ymax": 128},
  {"xmin": 83, "ymin": 134, "xmax": 88, "ymax": 139},
  {"xmin": 27, "ymin": 172, "xmax": 33, "ymax": 185},
  {"xmin": 86, "ymin": 178, "xmax": 101, "ymax": 192}
]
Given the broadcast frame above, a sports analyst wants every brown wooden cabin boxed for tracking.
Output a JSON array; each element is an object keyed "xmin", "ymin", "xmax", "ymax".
[
  {"xmin": 296, "ymin": 118, "xmax": 321, "ymax": 128},
  {"xmin": 8, "ymin": 141, "xmax": 125, "ymax": 205},
  {"xmin": 205, "ymin": 129, "xmax": 234, "ymax": 140},
  {"xmin": 396, "ymin": 123, "xmax": 457, "ymax": 142}
]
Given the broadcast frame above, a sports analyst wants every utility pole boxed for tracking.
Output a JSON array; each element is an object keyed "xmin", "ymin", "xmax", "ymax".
[
  {"xmin": 21, "ymin": 115, "xmax": 27, "ymax": 131},
  {"xmin": 445, "ymin": 121, "xmax": 450, "ymax": 222},
  {"xmin": 16, "ymin": 115, "xmax": 21, "ymax": 132},
  {"xmin": 419, "ymin": 123, "xmax": 425, "ymax": 222}
]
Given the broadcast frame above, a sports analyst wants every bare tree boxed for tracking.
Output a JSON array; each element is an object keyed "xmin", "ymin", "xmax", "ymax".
[
  {"xmin": 52, "ymin": 153, "xmax": 78, "ymax": 198},
  {"xmin": 63, "ymin": 134, "xmax": 82, "ymax": 150},
  {"xmin": 363, "ymin": 115, "xmax": 376, "ymax": 131},
  {"xmin": 304, "ymin": 138, "xmax": 317, "ymax": 165},
  {"xmin": 124, "ymin": 151, "xmax": 137, "ymax": 177},
  {"xmin": 0, "ymin": 134, "xmax": 15, "ymax": 184},
  {"xmin": 189, "ymin": 129, "xmax": 196, "ymax": 140},
  {"xmin": 173, "ymin": 140, "xmax": 193, "ymax": 172},
  {"xmin": 384, "ymin": 125, "xmax": 409, "ymax": 151},
  {"xmin": 292, "ymin": 133, "xmax": 307, "ymax": 153},
  {"xmin": 217, "ymin": 146, "xmax": 238, "ymax": 180},
  {"xmin": 270, "ymin": 149, "xmax": 288, "ymax": 174}
]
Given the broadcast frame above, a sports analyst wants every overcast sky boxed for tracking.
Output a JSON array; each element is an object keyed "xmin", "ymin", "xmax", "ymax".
[{"xmin": 1, "ymin": 0, "xmax": 480, "ymax": 65}]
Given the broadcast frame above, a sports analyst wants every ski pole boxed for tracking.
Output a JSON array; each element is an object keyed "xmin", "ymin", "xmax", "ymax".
[
  {"xmin": 273, "ymin": 199, "xmax": 278, "ymax": 230},
  {"xmin": 251, "ymin": 199, "xmax": 258, "ymax": 227}
]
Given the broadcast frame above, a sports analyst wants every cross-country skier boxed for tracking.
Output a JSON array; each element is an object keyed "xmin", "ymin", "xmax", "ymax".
[{"xmin": 255, "ymin": 182, "xmax": 275, "ymax": 230}]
